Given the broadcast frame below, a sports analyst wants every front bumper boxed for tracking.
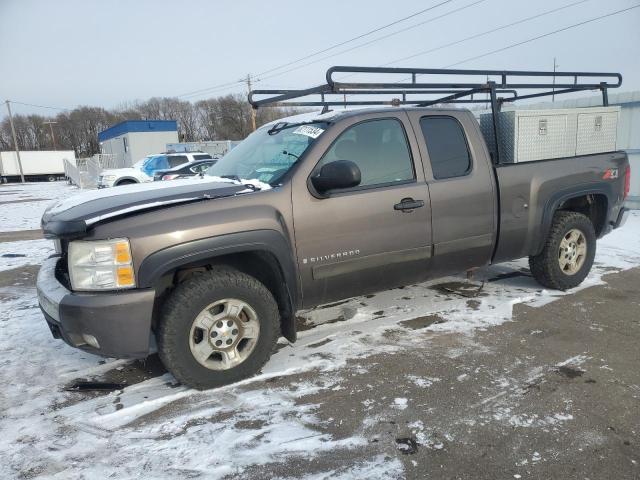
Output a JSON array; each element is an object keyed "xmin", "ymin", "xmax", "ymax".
[{"xmin": 36, "ymin": 256, "xmax": 155, "ymax": 358}]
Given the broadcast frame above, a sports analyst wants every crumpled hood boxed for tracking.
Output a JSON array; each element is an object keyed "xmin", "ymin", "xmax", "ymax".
[{"xmin": 41, "ymin": 177, "xmax": 249, "ymax": 238}]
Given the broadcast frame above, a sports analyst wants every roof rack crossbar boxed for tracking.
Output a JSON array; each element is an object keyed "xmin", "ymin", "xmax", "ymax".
[
  {"xmin": 325, "ymin": 66, "xmax": 622, "ymax": 89},
  {"xmin": 249, "ymin": 65, "xmax": 622, "ymax": 165},
  {"xmin": 248, "ymin": 65, "xmax": 621, "ymax": 109}
]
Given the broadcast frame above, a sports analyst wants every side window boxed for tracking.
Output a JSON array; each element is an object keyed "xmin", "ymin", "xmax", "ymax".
[
  {"xmin": 318, "ymin": 118, "xmax": 414, "ymax": 189},
  {"xmin": 168, "ymin": 155, "xmax": 188, "ymax": 167},
  {"xmin": 419, "ymin": 116, "xmax": 471, "ymax": 180},
  {"xmin": 191, "ymin": 163, "xmax": 210, "ymax": 173},
  {"xmin": 194, "ymin": 154, "xmax": 212, "ymax": 160}
]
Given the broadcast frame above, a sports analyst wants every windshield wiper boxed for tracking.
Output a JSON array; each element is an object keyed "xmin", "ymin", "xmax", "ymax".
[
  {"xmin": 221, "ymin": 174, "xmax": 241, "ymax": 181},
  {"xmin": 282, "ymin": 150, "xmax": 299, "ymax": 160}
]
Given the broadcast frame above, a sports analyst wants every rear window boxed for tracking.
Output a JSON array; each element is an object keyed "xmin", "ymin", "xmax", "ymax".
[
  {"xmin": 419, "ymin": 116, "xmax": 471, "ymax": 180},
  {"xmin": 194, "ymin": 154, "xmax": 212, "ymax": 160}
]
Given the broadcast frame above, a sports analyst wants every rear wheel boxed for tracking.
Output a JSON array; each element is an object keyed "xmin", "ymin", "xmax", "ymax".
[
  {"xmin": 157, "ymin": 267, "xmax": 280, "ymax": 390},
  {"xmin": 529, "ymin": 211, "xmax": 596, "ymax": 291}
]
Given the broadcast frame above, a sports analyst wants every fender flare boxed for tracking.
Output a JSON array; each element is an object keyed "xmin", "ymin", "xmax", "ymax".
[
  {"xmin": 137, "ymin": 229, "xmax": 300, "ymax": 338},
  {"xmin": 535, "ymin": 182, "xmax": 614, "ymax": 255}
]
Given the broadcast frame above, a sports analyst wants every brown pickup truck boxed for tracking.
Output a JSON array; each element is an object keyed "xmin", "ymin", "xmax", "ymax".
[{"xmin": 37, "ymin": 67, "xmax": 630, "ymax": 389}]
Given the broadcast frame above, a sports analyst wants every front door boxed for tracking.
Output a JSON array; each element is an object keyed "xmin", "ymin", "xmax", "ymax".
[{"xmin": 292, "ymin": 113, "xmax": 433, "ymax": 307}]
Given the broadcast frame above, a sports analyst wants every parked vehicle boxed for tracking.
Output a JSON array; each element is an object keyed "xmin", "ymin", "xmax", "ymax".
[
  {"xmin": 37, "ymin": 67, "xmax": 630, "ymax": 390},
  {"xmin": 153, "ymin": 158, "xmax": 218, "ymax": 181},
  {"xmin": 98, "ymin": 152, "xmax": 212, "ymax": 187},
  {"xmin": 0, "ymin": 150, "xmax": 76, "ymax": 183}
]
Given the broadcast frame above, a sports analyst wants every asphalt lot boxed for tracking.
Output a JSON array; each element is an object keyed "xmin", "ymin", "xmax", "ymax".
[
  {"xmin": 1, "ymin": 263, "xmax": 638, "ymax": 478},
  {"xmin": 0, "ymin": 182, "xmax": 638, "ymax": 479}
]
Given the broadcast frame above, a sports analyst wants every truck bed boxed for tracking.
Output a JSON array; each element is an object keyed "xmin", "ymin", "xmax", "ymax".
[{"xmin": 493, "ymin": 150, "xmax": 629, "ymax": 263}]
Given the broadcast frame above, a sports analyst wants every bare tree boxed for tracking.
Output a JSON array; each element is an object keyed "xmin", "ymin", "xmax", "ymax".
[{"xmin": 1, "ymin": 94, "xmax": 308, "ymax": 155}]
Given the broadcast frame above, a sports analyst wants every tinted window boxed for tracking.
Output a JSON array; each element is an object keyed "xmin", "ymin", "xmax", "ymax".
[
  {"xmin": 168, "ymin": 155, "xmax": 188, "ymax": 167},
  {"xmin": 319, "ymin": 118, "xmax": 414, "ymax": 188},
  {"xmin": 141, "ymin": 155, "xmax": 168, "ymax": 175},
  {"xmin": 194, "ymin": 154, "xmax": 212, "ymax": 160},
  {"xmin": 419, "ymin": 117, "xmax": 471, "ymax": 180}
]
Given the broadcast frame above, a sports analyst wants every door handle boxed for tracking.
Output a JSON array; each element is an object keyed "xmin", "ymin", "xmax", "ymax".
[{"xmin": 394, "ymin": 198, "xmax": 425, "ymax": 211}]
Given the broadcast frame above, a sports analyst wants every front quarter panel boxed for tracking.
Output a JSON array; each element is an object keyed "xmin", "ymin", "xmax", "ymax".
[{"xmin": 87, "ymin": 185, "xmax": 297, "ymax": 296}]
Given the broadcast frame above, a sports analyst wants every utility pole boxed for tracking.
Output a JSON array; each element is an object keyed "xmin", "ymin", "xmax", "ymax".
[
  {"xmin": 246, "ymin": 73, "xmax": 257, "ymax": 132},
  {"xmin": 5, "ymin": 100, "xmax": 25, "ymax": 183},
  {"xmin": 552, "ymin": 57, "xmax": 559, "ymax": 102},
  {"xmin": 44, "ymin": 120, "xmax": 58, "ymax": 150}
]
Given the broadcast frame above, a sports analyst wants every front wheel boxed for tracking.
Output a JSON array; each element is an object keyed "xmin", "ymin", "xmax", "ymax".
[
  {"xmin": 157, "ymin": 267, "xmax": 280, "ymax": 390},
  {"xmin": 529, "ymin": 211, "xmax": 596, "ymax": 291}
]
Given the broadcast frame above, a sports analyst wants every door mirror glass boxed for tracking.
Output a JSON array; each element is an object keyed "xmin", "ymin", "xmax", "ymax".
[{"xmin": 311, "ymin": 160, "xmax": 361, "ymax": 193}]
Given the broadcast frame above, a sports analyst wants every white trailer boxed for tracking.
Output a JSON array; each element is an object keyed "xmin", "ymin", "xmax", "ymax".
[{"xmin": 0, "ymin": 150, "xmax": 77, "ymax": 182}]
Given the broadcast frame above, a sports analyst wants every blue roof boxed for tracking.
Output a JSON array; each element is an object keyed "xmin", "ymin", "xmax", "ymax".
[{"xmin": 98, "ymin": 120, "xmax": 177, "ymax": 142}]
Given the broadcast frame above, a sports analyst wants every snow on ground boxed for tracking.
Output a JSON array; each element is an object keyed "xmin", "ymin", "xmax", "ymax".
[
  {"xmin": 0, "ymin": 239, "xmax": 54, "ymax": 271},
  {"xmin": 1, "ymin": 182, "xmax": 639, "ymax": 478},
  {"xmin": 0, "ymin": 181, "xmax": 77, "ymax": 232}
]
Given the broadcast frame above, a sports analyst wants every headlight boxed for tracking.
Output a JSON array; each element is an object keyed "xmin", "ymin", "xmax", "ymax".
[
  {"xmin": 102, "ymin": 175, "xmax": 117, "ymax": 182},
  {"xmin": 68, "ymin": 238, "xmax": 136, "ymax": 290}
]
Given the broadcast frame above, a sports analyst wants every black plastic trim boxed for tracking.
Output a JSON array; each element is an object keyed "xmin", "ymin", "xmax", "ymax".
[
  {"xmin": 536, "ymin": 183, "xmax": 615, "ymax": 255},
  {"xmin": 137, "ymin": 230, "xmax": 300, "ymax": 309}
]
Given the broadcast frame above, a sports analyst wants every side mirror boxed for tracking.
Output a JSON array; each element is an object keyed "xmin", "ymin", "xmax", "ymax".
[{"xmin": 311, "ymin": 160, "xmax": 361, "ymax": 194}]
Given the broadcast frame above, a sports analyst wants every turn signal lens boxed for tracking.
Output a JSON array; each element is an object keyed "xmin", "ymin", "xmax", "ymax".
[
  {"xmin": 115, "ymin": 241, "xmax": 132, "ymax": 263},
  {"xmin": 116, "ymin": 266, "xmax": 135, "ymax": 287}
]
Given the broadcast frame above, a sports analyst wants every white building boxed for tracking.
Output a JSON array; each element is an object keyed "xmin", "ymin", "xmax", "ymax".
[{"xmin": 98, "ymin": 120, "xmax": 179, "ymax": 167}]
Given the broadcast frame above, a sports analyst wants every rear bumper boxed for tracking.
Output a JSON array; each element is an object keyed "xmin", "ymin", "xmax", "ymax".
[{"xmin": 36, "ymin": 256, "xmax": 155, "ymax": 358}]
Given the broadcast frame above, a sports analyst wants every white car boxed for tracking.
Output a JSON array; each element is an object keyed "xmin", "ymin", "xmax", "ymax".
[{"xmin": 98, "ymin": 152, "xmax": 213, "ymax": 188}]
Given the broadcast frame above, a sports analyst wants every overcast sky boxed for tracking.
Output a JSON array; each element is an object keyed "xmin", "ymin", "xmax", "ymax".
[{"xmin": 1, "ymin": 0, "xmax": 639, "ymax": 119}]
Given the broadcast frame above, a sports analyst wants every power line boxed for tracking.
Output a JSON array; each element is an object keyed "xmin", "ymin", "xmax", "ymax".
[
  {"xmin": 6, "ymin": 100, "xmax": 72, "ymax": 111},
  {"xmin": 255, "ymin": 0, "xmax": 454, "ymax": 77},
  {"xmin": 177, "ymin": 0, "xmax": 455, "ymax": 99},
  {"xmin": 386, "ymin": 3, "xmax": 640, "ymax": 85},
  {"xmin": 446, "ymin": 4, "xmax": 640, "ymax": 68},
  {"xmin": 377, "ymin": 0, "xmax": 588, "ymax": 68},
  {"xmin": 255, "ymin": 0, "xmax": 487, "ymax": 84}
]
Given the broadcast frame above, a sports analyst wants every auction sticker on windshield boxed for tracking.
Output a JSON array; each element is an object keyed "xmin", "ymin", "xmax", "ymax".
[{"xmin": 293, "ymin": 125, "xmax": 324, "ymax": 139}]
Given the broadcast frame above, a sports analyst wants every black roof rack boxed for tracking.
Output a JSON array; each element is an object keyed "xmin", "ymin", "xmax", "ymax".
[
  {"xmin": 249, "ymin": 66, "xmax": 621, "ymax": 109},
  {"xmin": 248, "ymin": 65, "xmax": 622, "ymax": 164}
]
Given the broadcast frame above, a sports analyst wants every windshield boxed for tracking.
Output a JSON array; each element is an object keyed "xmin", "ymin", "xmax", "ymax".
[{"xmin": 206, "ymin": 122, "xmax": 328, "ymax": 185}]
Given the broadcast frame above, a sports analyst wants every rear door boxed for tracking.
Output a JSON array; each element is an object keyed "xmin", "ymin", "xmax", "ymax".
[
  {"xmin": 168, "ymin": 155, "xmax": 189, "ymax": 168},
  {"xmin": 407, "ymin": 110, "xmax": 497, "ymax": 275},
  {"xmin": 291, "ymin": 112, "xmax": 433, "ymax": 307}
]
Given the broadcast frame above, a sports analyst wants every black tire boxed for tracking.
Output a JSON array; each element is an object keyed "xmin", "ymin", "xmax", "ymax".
[
  {"xmin": 115, "ymin": 179, "xmax": 136, "ymax": 186},
  {"xmin": 529, "ymin": 211, "xmax": 596, "ymax": 291},
  {"xmin": 157, "ymin": 267, "xmax": 280, "ymax": 390}
]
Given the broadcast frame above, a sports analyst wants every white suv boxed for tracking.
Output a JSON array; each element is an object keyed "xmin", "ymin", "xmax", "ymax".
[{"xmin": 98, "ymin": 152, "xmax": 212, "ymax": 188}]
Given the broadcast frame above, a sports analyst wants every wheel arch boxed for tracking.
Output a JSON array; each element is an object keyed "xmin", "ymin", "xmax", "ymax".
[
  {"xmin": 535, "ymin": 184, "xmax": 613, "ymax": 256},
  {"xmin": 138, "ymin": 230, "xmax": 299, "ymax": 342},
  {"xmin": 115, "ymin": 177, "xmax": 139, "ymax": 185}
]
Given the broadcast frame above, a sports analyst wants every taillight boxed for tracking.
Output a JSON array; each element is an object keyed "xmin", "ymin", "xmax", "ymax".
[
  {"xmin": 624, "ymin": 165, "xmax": 630, "ymax": 200},
  {"xmin": 162, "ymin": 174, "xmax": 179, "ymax": 181}
]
